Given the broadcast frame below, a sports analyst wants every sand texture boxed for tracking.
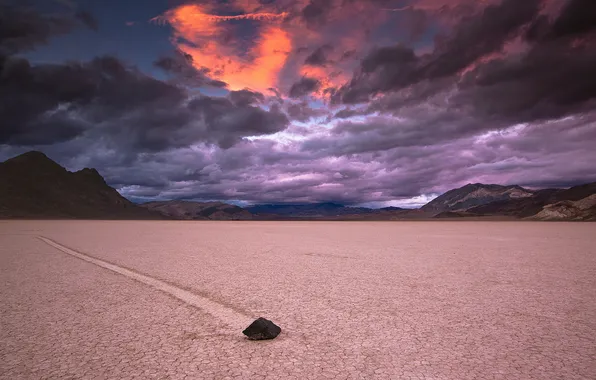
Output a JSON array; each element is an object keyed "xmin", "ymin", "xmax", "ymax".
[{"xmin": 1, "ymin": 221, "xmax": 595, "ymax": 379}]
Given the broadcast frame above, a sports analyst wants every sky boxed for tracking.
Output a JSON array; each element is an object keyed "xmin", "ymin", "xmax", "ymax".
[{"xmin": 1, "ymin": 0, "xmax": 595, "ymax": 208}]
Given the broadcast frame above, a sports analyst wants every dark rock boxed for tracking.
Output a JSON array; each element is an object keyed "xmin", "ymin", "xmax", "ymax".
[{"xmin": 242, "ymin": 317, "xmax": 281, "ymax": 340}]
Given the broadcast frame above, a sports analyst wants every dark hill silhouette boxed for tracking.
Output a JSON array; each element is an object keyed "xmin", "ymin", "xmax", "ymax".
[{"xmin": 0, "ymin": 151, "xmax": 160, "ymax": 219}]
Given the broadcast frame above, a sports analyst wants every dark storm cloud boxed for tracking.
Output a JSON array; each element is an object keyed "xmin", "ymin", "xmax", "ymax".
[
  {"xmin": 111, "ymin": 112, "xmax": 596, "ymax": 205},
  {"xmin": 400, "ymin": 8, "xmax": 428, "ymax": 42},
  {"xmin": 75, "ymin": 10, "xmax": 99, "ymax": 31},
  {"xmin": 289, "ymin": 77, "xmax": 320, "ymax": 98},
  {"xmin": 332, "ymin": 108, "xmax": 368, "ymax": 119},
  {"xmin": 336, "ymin": 45, "xmax": 418, "ymax": 103},
  {"xmin": 153, "ymin": 52, "xmax": 192, "ymax": 72},
  {"xmin": 452, "ymin": 0, "xmax": 596, "ymax": 123},
  {"xmin": 0, "ymin": 1, "xmax": 99, "ymax": 146},
  {"xmin": 153, "ymin": 52, "xmax": 227, "ymax": 88},
  {"xmin": 547, "ymin": 0, "xmax": 596, "ymax": 39},
  {"xmin": 0, "ymin": 2, "xmax": 95, "ymax": 55},
  {"xmin": 0, "ymin": 54, "xmax": 287, "ymax": 148},
  {"xmin": 228, "ymin": 89, "xmax": 265, "ymax": 107},
  {"xmin": 339, "ymin": 0, "xmax": 596, "ymax": 126},
  {"xmin": 304, "ymin": 44, "xmax": 333, "ymax": 67},
  {"xmin": 301, "ymin": 0, "xmax": 334, "ymax": 28},
  {"xmin": 0, "ymin": 54, "xmax": 184, "ymax": 146},
  {"xmin": 337, "ymin": 0, "xmax": 542, "ymax": 103},
  {"xmin": 0, "ymin": 4, "xmax": 289, "ymax": 150},
  {"xmin": 302, "ymin": 107, "xmax": 481, "ymax": 156},
  {"xmin": 2, "ymin": 0, "xmax": 596, "ymax": 207},
  {"xmin": 0, "ymin": 52, "xmax": 289, "ymax": 149},
  {"xmin": 187, "ymin": 97, "xmax": 289, "ymax": 148},
  {"xmin": 420, "ymin": 0, "xmax": 540, "ymax": 80},
  {"xmin": 338, "ymin": 50, "xmax": 357, "ymax": 62},
  {"xmin": 285, "ymin": 101, "xmax": 328, "ymax": 122},
  {"xmin": 455, "ymin": 40, "xmax": 596, "ymax": 123}
]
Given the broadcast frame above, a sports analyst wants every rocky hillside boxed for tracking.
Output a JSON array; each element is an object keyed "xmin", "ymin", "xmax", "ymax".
[
  {"xmin": 528, "ymin": 194, "xmax": 596, "ymax": 221},
  {"xmin": 430, "ymin": 182, "xmax": 596, "ymax": 220},
  {"xmin": 0, "ymin": 151, "xmax": 159, "ymax": 219},
  {"xmin": 421, "ymin": 183, "xmax": 534, "ymax": 213},
  {"xmin": 141, "ymin": 200, "xmax": 253, "ymax": 220}
]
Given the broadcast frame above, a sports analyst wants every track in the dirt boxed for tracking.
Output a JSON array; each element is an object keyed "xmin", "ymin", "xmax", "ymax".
[{"xmin": 37, "ymin": 235, "xmax": 254, "ymax": 332}]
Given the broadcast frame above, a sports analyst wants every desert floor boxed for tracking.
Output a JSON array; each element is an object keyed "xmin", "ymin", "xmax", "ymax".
[{"xmin": 1, "ymin": 221, "xmax": 595, "ymax": 379}]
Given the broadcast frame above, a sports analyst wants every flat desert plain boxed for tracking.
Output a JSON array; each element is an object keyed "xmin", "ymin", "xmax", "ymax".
[{"xmin": 1, "ymin": 221, "xmax": 595, "ymax": 380}]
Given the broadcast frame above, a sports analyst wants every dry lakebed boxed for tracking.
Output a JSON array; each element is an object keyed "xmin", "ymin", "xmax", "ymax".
[{"xmin": 1, "ymin": 220, "xmax": 595, "ymax": 379}]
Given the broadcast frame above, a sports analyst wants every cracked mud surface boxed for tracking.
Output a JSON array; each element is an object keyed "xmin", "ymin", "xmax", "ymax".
[{"xmin": 1, "ymin": 221, "xmax": 595, "ymax": 379}]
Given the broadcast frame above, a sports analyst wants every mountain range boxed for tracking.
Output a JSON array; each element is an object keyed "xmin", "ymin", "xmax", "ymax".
[
  {"xmin": 1, "ymin": 151, "xmax": 594, "ymax": 221},
  {"xmin": 141, "ymin": 200, "xmax": 252, "ymax": 220},
  {"xmin": 245, "ymin": 203, "xmax": 402, "ymax": 218}
]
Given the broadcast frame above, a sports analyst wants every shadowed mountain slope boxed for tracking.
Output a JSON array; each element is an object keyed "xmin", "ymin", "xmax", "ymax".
[
  {"xmin": 0, "ymin": 151, "xmax": 159, "ymax": 219},
  {"xmin": 464, "ymin": 189, "xmax": 563, "ymax": 218}
]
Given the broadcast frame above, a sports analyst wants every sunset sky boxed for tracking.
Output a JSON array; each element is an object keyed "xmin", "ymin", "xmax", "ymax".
[{"xmin": 1, "ymin": 0, "xmax": 595, "ymax": 207}]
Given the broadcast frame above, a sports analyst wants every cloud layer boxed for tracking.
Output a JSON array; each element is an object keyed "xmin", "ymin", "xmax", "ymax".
[{"xmin": 1, "ymin": 0, "xmax": 595, "ymax": 207}]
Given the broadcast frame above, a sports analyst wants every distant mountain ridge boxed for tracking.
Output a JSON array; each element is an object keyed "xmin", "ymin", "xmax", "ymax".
[
  {"xmin": 141, "ymin": 200, "xmax": 252, "ymax": 220},
  {"xmin": 1, "ymin": 151, "xmax": 594, "ymax": 221},
  {"xmin": 245, "ymin": 202, "xmax": 385, "ymax": 218}
]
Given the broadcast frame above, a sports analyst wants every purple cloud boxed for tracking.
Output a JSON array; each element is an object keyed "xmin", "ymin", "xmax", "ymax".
[{"xmin": 1, "ymin": 0, "xmax": 595, "ymax": 207}]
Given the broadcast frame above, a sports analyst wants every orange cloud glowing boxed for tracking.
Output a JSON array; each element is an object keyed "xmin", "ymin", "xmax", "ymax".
[
  {"xmin": 155, "ymin": 4, "xmax": 291, "ymax": 93},
  {"xmin": 300, "ymin": 65, "xmax": 349, "ymax": 96},
  {"xmin": 157, "ymin": 0, "xmax": 480, "ymax": 98},
  {"xmin": 151, "ymin": 11, "xmax": 288, "ymax": 24}
]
